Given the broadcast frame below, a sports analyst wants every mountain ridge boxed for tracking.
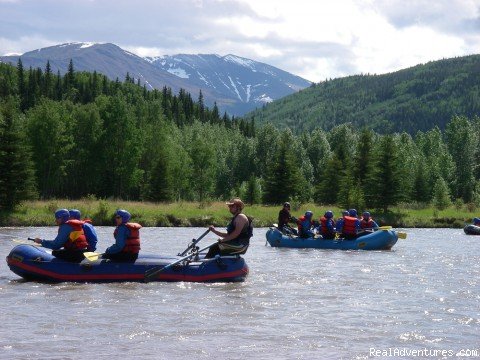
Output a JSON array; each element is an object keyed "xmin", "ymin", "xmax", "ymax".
[
  {"xmin": 0, "ymin": 42, "xmax": 311, "ymax": 116},
  {"xmin": 244, "ymin": 54, "xmax": 480, "ymax": 134}
]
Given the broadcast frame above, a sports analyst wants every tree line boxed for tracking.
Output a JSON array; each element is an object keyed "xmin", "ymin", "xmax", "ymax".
[{"xmin": 0, "ymin": 60, "xmax": 479, "ymax": 212}]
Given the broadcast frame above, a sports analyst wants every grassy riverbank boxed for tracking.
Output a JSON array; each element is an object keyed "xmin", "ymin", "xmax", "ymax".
[{"xmin": 0, "ymin": 200, "xmax": 476, "ymax": 228}]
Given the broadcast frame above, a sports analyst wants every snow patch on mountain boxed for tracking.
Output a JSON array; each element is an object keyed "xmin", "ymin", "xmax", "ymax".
[
  {"xmin": 255, "ymin": 94, "xmax": 274, "ymax": 103},
  {"xmin": 167, "ymin": 67, "xmax": 189, "ymax": 79},
  {"xmin": 228, "ymin": 75, "xmax": 242, "ymax": 101},
  {"xmin": 80, "ymin": 42, "xmax": 96, "ymax": 49},
  {"xmin": 224, "ymin": 54, "xmax": 255, "ymax": 70}
]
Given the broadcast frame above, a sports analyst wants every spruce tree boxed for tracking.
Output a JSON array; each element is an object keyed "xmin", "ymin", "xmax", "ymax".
[
  {"xmin": 148, "ymin": 148, "xmax": 174, "ymax": 202},
  {"xmin": 17, "ymin": 59, "xmax": 26, "ymax": 111},
  {"xmin": 367, "ymin": 135, "xmax": 402, "ymax": 212},
  {"xmin": 0, "ymin": 98, "xmax": 37, "ymax": 210},
  {"xmin": 432, "ymin": 177, "xmax": 451, "ymax": 210},
  {"xmin": 263, "ymin": 141, "xmax": 302, "ymax": 204}
]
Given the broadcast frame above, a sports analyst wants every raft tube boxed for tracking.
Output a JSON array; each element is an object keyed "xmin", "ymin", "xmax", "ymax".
[
  {"xmin": 6, "ymin": 245, "xmax": 248, "ymax": 283},
  {"xmin": 265, "ymin": 227, "xmax": 398, "ymax": 250},
  {"xmin": 464, "ymin": 224, "xmax": 480, "ymax": 235}
]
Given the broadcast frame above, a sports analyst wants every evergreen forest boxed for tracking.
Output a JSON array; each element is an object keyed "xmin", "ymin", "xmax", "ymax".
[
  {"xmin": 1, "ymin": 59, "xmax": 480, "ymax": 213},
  {"xmin": 247, "ymin": 55, "xmax": 480, "ymax": 134}
]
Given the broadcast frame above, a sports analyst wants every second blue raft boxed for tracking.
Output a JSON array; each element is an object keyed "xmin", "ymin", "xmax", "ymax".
[{"xmin": 266, "ymin": 227, "xmax": 399, "ymax": 250}]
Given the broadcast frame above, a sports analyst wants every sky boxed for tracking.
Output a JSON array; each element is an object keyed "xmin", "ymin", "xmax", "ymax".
[{"xmin": 0, "ymin": 0, "xmax": 479, "ymax": 82}]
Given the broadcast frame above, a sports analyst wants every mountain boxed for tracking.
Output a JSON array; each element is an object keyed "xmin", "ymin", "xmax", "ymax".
[
  {"xmin": 0, "ymin": 42, "xmax": 311, "ymax": 116},
  {"xmin": 245, "ymin": 55, "xmax": 480, "ymax": 134},
  {"xmin": 145, "ymin": 54, "xmax": 311, "ymax": 115}
]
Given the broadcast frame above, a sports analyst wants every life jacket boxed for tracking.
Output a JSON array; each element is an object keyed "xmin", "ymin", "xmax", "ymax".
[
  {"xmin": 114, "ymin": 222, "xmax": 142, "ymax": 254},
  {"xmin": 63, "ymin": 219, "xmax": 88, "ymax": 250},
  {"xmin": 361, "ymin": 218, "xmax": 375, "ymax": 229},
  {"xmin": 320, "ymin": 216, "xmax": 335, "ymax": 238},
  {"xmin": 226, "ymin": 214, "xmax": 253, "ymax": 246},
  {"xmin": 297, "ymin": 215, "xmax": 313, "ymax": 237},
  {"xmin": 342, "ymin": 216, "xmax": 358, "ymax": 235}
]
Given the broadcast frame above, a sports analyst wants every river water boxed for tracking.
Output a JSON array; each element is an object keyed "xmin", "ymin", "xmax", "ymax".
[{"xmin": 0, "ymin": 227, "xmax": 478, "ymax": 360}]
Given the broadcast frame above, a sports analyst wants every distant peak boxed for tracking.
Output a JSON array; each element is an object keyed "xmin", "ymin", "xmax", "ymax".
[{"xmin": 223, "ymin": 54, "xmax": 255, "ymax": 69}]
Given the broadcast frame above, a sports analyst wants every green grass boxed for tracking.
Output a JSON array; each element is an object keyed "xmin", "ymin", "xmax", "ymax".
[{"xmin": 0, "ymin": 200, "xmax": 476, "ymax": 228}]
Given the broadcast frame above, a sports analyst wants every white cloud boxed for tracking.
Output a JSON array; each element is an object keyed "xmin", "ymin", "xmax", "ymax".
[{"xmin": 0, "ymin": 0, "xmax": 479, "ymax": 82}]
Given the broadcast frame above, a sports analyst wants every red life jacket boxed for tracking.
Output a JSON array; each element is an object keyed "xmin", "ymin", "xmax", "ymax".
[
  {"xmin": 361, "ymin": 218, "xmax": 375, "ymax": 229},
  {"xmin": 320, "ymin": 216, "xmax": 335, "ymax": 237},
  {"xmin": 114, "ymin": 222, "xmax": 142, "ymax": 254},
  {"xmin": 63, "ymin": 219, "xmax": 88, "ymax": 250},
  {"xmin": 342, "ymin": 216, "xmax": 358, "ymax": 235},
  {"xmin": 297, "ymin": 215, "xmax": 313, "ymax": 234}
]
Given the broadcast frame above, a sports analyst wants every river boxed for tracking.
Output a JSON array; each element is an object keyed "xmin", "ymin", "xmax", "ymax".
[{"xmin": 0, "ymin": 227, "xmax": 479, "ymax": 359}]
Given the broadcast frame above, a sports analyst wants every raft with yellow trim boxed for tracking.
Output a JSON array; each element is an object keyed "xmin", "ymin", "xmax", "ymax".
[
  {"xmin": 6, "ymin": 244, "xmax": 248, "ymax": 283},
  {"xmin": 266, "ymin": 227, "xmax": 399, "ymax": 250}
]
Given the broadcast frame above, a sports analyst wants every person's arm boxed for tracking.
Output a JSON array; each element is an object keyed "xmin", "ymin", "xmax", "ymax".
[
  {"xmin": 355, "ymin": 219, "xmax": 361, "ymax": 230},
  {"xmin": 105, "ymin": 226, "xmax": 127, "ymax": 254},
  {"xmin": 328, "ymin": 220, "xmax": 335, "ymax": 231},
  {"xmin": 38, "ymin": 224, "xmax": 71, "ymax": 250},
  {"xmin": 209, "ymin": 225, "xmax": 228, "ymax": 238}
]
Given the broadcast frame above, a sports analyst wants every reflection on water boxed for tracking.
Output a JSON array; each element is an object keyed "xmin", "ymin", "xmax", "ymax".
[{"xmin": 0, "ymin": 227, "xmax": 478, "ymax": 359}]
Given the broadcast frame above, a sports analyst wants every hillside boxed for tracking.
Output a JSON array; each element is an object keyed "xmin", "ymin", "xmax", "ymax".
[{"xmin": 245, "ymin": 55, "xmax": 480, "ymax": 134}]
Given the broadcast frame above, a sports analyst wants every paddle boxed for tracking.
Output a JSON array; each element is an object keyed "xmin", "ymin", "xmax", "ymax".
[
  {"xmin": 397, "ymin": 232, "xmax": 407, "ymax": 239},
  {"xmin": 144, "ymin": 242, "xmax": 217, "ymax": 282},
  {"xmin": 83, "ymin": 252, "xmax": 103, "ymax": 261},
  {"xmin": 12, "ymin": 238, "xmax": 41, "ymax": 246},
  {"xmin": 178, "ymin": 229, "xmax": 210, "ymax": 256}
]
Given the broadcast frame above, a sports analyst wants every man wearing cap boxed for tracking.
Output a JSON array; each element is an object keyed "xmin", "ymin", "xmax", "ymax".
[
  {"xmin": 33, "ymin": 208, "xmax": 88, "ymax": 262},
  {"xmin": 278, "ymin": 202, "xmax": 297, "ymax": 235},
  {"xmin": 206, "ymin": 198, "xmax": 253, "ymax": 258}
]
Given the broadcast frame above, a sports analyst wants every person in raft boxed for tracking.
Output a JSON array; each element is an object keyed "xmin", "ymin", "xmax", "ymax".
[
  {"xmin": 278, "ymin": 202, "xmax": 297, "ymax": 235},
  {"xmin": 359, "ymin": 211, "xmax": 379, "ymax": 231},
  {"xmin": 206, "ymin": 198, "xmax": 253, "ymax": 258},
  {"xmin": 68, "ymin": 209, "xmax": 98, "ymax": 252},
  {"xmin": 33, "ymin": 208, "xmax": 88, "ymax": 262},
  {"xmin": 297, "ymin": 210, "xmax": 315, "ymax": 238},
  {"xmin": 103, "ymin": 209, "xmax": 141, "ymax": 262},
  {"xmin": 335, "ymin": 210, "xmax": 350, "ymax": 235},
  {"xmin": 317, "ymin": 210, "xmax": 336, "ymax": 239},
  {"xmin": 337, "ymin": 209, "xmax": 361, "ymax": 239},
  {"xmin": 472, "ymin": 217, "xmax": 480, "ymax": 226}
]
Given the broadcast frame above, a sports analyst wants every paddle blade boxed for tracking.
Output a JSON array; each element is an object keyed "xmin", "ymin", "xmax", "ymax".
[
  {"xmin": 397, "ymin": 231, "xmax": 407, "ymax": 239},
  {"xmin": 12, "ymin": 239, "xmax": 40, "ymax": 246},
  {"xmin": 84, "ymin": 252, "xmax": 102, "ymax": 261},
  {"xmin": 379, "ymin": 226, "xmax": 393, "ymax": 230}
]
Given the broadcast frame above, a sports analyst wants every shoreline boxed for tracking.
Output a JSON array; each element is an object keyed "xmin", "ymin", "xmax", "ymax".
[{"xmin": 0, "ymin": 200, "xmax": 476, "ymax": 229}]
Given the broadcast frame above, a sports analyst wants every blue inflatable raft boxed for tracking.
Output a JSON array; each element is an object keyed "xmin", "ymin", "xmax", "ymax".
[
  {"xmin": 266, "ymin": 227, "xmax": 399, "ymax": 250},
  {"xmin": 6, "ymin": 245, "xmax": 248, "ymax": 283}
]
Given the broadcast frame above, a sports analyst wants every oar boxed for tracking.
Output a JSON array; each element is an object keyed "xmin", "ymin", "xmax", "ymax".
[
  {"xmin": 12, "ymin": 238, "xmax": 40, "ymax": 246},
  {"xmin": 83, "ymin": 252, "xmax": 103, "ymax": 261},
  {"xmin": 144, "ymin": 242, "xmax": 217, "ymax": 282},
  {"xmin": 397, "ymin": 232, "xmax": 407, "ymax": 239},
  {"xmin": 178, "ymin": 229, "xmax": 210, "ymax": 256}
]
